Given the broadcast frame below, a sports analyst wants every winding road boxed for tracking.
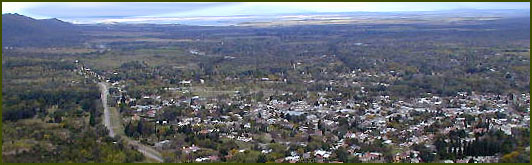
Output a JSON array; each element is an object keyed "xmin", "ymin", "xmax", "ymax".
[{"xmin": 98, "ymin": 82, "xmax": 164, "ymax": 163}]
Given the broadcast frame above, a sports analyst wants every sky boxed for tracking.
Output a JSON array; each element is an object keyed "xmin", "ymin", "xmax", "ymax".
[{"xmin": 2, "ymin": 2, "xmax": 530, "ymax": 24}]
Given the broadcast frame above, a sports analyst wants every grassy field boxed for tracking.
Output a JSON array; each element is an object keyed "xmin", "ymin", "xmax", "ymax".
[
  {"xmin": 108, "ymin": 107, "xmax": 125, "ymax": 137},
  {"xmin": 8, "ymin": 47, "xmax": 98, "ymax": 54},
  {"xmin": 80, "ymin": 47, "xmax": 198, "ymax": 70},
  {"xmin": 190, "ymin": 86, "xmax": 237, "ymax": 98}
]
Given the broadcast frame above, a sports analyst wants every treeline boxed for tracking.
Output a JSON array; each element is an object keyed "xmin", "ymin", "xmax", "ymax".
[
  {"xmin": 2, "ymin": 58, "xmax": 99, "ymax": 121},
  {"xmin": 2, "ymin": 125, "xmax": 144, "ymax": 163},
  {"xmin": 2, "ymin": 56, "xmax": 145, "ymax": 163},
  {"xmin": 124, "ymin": 120, "xmax": 156, "ymax": 138},
  {"xmin": 434, "ymin": 128, "xmax": 530, "ymax": 162},
  {"xmin": 2, "ymin": 59, "xmax": 76, "ymax": 70},
  {"xmin": 3, "ymin": 87, "xmax": 100, "ymax": 121}
]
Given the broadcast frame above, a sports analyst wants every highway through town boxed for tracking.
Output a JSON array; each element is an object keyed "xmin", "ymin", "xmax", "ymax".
[{"xmin": 98, "ymin": 82, "xmax": 164, "ymax": 163}]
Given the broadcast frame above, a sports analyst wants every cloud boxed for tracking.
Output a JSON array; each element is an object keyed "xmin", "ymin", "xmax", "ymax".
[
  {"xmin": 2, "ymin": 2, "xmax": 41, "ymax": 15},
  {"xmin": 4, "ymin": 2, "xmax": 239, "ymax": 18},
  {"xmin": 2, "ymin": 2, "xmax": 529, "ymax": 23},
  {"xmin": 241, "ymin": 2, "xmax": 530, "ymax": 13}
]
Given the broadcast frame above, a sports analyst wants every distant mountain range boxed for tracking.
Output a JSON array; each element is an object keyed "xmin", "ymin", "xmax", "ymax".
[
  {"xmin": 2, "ymin": 13, "xmax": 84, "ymax": 47},
  {"xmin": 2, "ymin": 10, "xmax": 529, "ymax": 47},
  {"xmin": 28, "ymin": 9, "xmax": 531, "ymax": 25}
]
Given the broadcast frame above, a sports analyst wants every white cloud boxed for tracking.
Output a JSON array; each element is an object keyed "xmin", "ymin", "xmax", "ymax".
[
  {"xmin": 2, "ymin": 2, "xmax": 529, "ymax": 23},
  {"xmin": 242, "ymin": 2, "xmax": 529, "ymax": 13},
  {"xmin": 2, "ymin": 2, "xmax": 52, "ymax": 19},
  {"xmin": 2, "ymin": 2, "xmax": 38, "ymax": 14},
  {"xmin": 163, "ymin": 2, "xmax": 530, "ymax": 17}
]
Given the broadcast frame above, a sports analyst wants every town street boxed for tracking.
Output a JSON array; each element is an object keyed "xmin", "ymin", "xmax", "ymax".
[
  {"xmin": 98, "ymin": 82, "xmax": 164, "ymax": 163},
  {"xmin": 99, "ymin": 82, "xmax": 115, "ymax": 137}
]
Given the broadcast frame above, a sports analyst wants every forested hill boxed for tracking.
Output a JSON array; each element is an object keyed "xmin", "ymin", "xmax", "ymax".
[{"xmin": 2, "ymin": 13, "xmax": 85, "ymax": 47}]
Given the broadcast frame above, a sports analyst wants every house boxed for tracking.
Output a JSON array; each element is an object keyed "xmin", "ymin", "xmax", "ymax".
[
  {"xmin": 180, "ymin": 80, "xmax": 191, "ymax": 86},
  {"xmin": 195, "ymin": 157, "xmax": 210, "ymax": 162},
  {"xmin": 443, "ymin": 160, "xmax": 454, "ymax": 163},
  {"xmin": 455, "ymin": 159, "xmax": 469, "ymax": 163},
  {"xmin": 262, "ymin": 149, "xmax": 272, "ymax": 154},
  {"xmin": 208, "ymin": 155, "xmax": 219, "ymax": 161},
  {"xmin": 154, "ymin": 140, "xmax": 171, "ymax": 150},
  {"xmin": 237, "ymin": 136, "xmax": 252, "ymax": 142},
  {"xmin": 284, "ymin": 155, "xmax": 300, "ymax": 163},
  {"xmin": 147, "ymin": 110, "xmax": 156, "ymax": 117},
  {"xmin": 131, "ymin": 114, "xmax": 140, "ymax": 121},
  {"xmin": 183, "ymin": 144, "xmax": 200, "ymax": 153},
  {"xmin": 359, "ymin": 152, "xmax": 382, "ymax": 162},
  {"xmin": 314, "ymin": 150, "xmax": 331, "ymax": 159}
]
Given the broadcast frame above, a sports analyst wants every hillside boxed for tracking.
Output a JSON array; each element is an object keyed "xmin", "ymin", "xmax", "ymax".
[{"xmin": 2, "ymin": 13, "xmax": 85, "ymax": 47}]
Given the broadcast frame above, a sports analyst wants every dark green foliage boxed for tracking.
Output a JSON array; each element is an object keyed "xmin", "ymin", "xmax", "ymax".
[
  {"xmin": 434, "ymin": 128, "xmax": 530, "ymax": 161},
  {"xmin": 2, "ymin": 58, "xmax": 143, "ymax": 163},
  {"xmin": 335, "ymin": 147, "xmax": 349, "ymax": 162}
]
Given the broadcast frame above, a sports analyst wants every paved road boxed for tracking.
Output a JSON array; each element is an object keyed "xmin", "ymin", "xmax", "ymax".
[
  {"xmin": 98, "ymin": 82, "xmax": 115, "ymax": 137},
  {"xmin": 126, "ymin": 138, "xmax": 165, "ymax": 163},
  {"xmin": 98, "ymin": 82, "xmax": 164, "ymax": 163}
]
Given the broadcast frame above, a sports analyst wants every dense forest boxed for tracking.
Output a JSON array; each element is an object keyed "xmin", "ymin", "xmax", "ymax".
[{"xmin": 2, "ymin": 57, "xmax": 144, "ymax": 162}]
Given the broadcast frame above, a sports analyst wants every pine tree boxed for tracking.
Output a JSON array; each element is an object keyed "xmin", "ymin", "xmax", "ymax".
[
  {"xmin": 336, "ymin": 147, "xmax": 349, "ymax": 162},
  {"xmin": 125, "ymin": 121, "xmax": 132, "ymax": 136},
  {"xmin": 457, "ymin": 140, "xmax": 463, "ymax": 159},
  {"xmin": 137, "ymin": 121, "xmax": 144, "ymax": 136},
  {"xmin": 89, "ymin": 112, "xmax": 96, "ymax": 126},
  {"xmin": 257, "ymin": 154, "xmax": 267, "ymax": 163}
]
